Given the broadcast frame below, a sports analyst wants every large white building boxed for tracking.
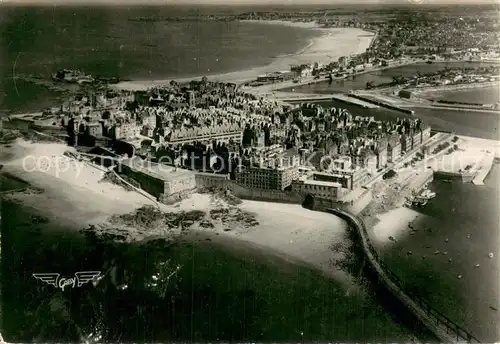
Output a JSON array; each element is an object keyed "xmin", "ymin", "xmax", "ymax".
[
  {"xmin": 236, "ymin": 165, "xmax": 299, "ymax": 191},
  {"xmin": 118, "ymin": 158, "xmax": 196, "ymax": 201},
  {"xmin": 291, "ymin": 177, "xmax": 343, "ymax": 200},
  {"xmin": 236, "ymin": 150, "xmax": 300, "ymax": 191}
]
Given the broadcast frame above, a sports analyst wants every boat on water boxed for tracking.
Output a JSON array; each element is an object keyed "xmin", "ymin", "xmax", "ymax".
[
  {"xmin": 408, "ymin": 194, "xmax": 428, "ymax": 207},
  {"xmin": 417, "ymin": 189, "xmax": 436, "ymax": 200},
  {"xmin": 412, "ymin": 198, "xmax": 428, "ymax": 207}
]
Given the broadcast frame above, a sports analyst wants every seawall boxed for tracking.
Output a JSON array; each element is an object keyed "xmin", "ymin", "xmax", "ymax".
[
  {"xmin": 434, "ymin": 170, "xmax": 477, "ymax": 183},
  {"xmin": 312, "ymin": 188, "xmax": 373, "ymax": 214},
  {"xmin": 412, "ymin": 81, "xmax": 499, "ymax": 95},
  {"xmin": 229, "ymin": 182, "xmax": 303, "ymax": 204},
  {"xmin": 194, "ymin": 176, "xmax": 373, "ymax": 212},
  {"xmin": 193, "ymin": 176, "xmax": 303, "ymax": 204},
  {"xmin": 428, "ymin": 104, "xmax": 500, "ymax": 114},
  {"xmin": 109, "ymin": 168, "xmax": 160, "ymax": 207},
  {"xmin": 325, "ymin": 208, "xmax": 480, "ymax": 344},
  {"xmin": 437, "ymin": 100, "xmax": 489, "ymax": 107}
]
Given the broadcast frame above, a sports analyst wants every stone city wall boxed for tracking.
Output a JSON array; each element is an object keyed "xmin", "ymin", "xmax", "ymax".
[
  {"xmin": 195, "ymin": 173, "xmax": 232, "ymax": 190},
  {"xmin": 117, "ymin": 163, "xmax": 165, "ymax": 199},
  {"xmin": 228, "ymin": 182, "xmax": 303, "ymax": 204}
]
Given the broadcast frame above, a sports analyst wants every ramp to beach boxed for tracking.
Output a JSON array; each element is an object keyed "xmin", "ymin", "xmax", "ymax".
[{"xmin": 472, "ymin": 153, "xmax": 495, "ymax": 185}]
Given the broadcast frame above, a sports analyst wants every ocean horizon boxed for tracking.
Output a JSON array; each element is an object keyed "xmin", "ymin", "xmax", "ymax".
[{"xmin": 0, "ymin": 5, "xmax": 322, "ymax": 113}]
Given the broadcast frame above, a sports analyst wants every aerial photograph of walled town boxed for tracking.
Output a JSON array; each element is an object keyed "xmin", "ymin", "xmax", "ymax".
[{"xmin": 0, "ymin": 0, "xmax": 499, "ymax": 342}]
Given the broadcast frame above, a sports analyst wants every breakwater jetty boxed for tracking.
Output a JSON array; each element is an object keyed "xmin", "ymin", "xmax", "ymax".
[
  {"xmin": 348, "ymin": 93, "xmax": 415, "ymax": 115},
  {"xmin": 436, "ymin": 100, "xmax": 490, "ymax": 107},
  {"xmin": 325, "ymin": 208, "xmax": 480, "ymax": 343},
  {"xmin": 271, "ymin": 92, "xmax": 379, "ymax": 108}
]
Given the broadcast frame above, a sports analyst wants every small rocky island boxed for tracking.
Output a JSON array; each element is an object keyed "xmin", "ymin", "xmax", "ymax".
[{"xmin": 52, "ymin": 69, "xmax": 123, "ymax": 85}]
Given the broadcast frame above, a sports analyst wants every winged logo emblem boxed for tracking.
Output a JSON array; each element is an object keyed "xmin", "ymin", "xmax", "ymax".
[{"xmin": 33, "ymin": 271, "xmax": 101, "ymax": 291}]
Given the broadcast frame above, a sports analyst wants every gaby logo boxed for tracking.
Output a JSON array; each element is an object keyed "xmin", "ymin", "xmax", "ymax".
[{"xmin": 32, "ymin": 271, "xmax": 101, "ymax": 291}]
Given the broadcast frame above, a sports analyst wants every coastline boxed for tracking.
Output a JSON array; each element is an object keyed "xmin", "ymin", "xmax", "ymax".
[
  {"xmin": 1, "ymin": 194, "xmax": 417, "ymax": 343},
  {"xmin": 331, "ymin": 209, "xmax": 474, "ymax": 343},
  {"xmin": 2, "ymin": 135, "xmax": 498, "ymax": 340},
  {"xmin": 363, "ymin": 135, "xmax": 500, "ymax": 342},
  {"xmin": 0, "ymin": 139, "xmax": 355, "ymax": 285},
  {"xmin": 2, "ymin": 141, "xmax": 416, "ymax": 341},
  {"xmin": 114, "ymin": 21, "xmax": 375, "ymax": 91}
]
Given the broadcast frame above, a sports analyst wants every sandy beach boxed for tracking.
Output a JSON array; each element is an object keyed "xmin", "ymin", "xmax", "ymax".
[
  {"xmin": 0, "ymin": 141, "xmax": 418, "ymax": 343},
  {"xmin": 114, "ymin": 21, "xmax": 374, "ymax": 91},
  {"xmin": 0, "ymin": 140, "xmax": 354, "ymax": 286},
  {"xmin": 370, "ymin": 207, "xmax": 424, "ymax": 246}
]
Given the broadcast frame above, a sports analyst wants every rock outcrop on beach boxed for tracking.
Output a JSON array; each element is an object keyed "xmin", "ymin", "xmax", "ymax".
[{"xmin": 82, "ymin": 198, "xmax": 260, "ymax": 243}]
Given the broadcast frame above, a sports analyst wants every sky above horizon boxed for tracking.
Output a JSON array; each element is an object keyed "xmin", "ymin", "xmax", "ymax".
[{"xmin": 2, "ymin": 0, "xmax": 499, "ymax": 5}]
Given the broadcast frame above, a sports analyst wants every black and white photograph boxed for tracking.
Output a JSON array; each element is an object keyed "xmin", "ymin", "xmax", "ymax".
[{"xmin": 0, "ymin": 0, "xmax": 499, "ymax": 342}]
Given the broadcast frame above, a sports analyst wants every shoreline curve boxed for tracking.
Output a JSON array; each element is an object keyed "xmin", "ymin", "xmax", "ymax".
[{"xmin": 114, "ymin": 21, "xmax": 374, "ymax": 91}]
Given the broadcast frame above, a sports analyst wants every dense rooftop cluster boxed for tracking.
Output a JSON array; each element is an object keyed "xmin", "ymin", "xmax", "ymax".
[
  {"xmin": 367, "ymin": 13, "xmax": 499, "ymax": 59},
  {"xmin": 46, "ymin": 79, "xmax": 430, "ymax": 185}
]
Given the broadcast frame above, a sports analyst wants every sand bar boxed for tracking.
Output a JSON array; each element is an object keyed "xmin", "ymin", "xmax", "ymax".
[
  {"xmin": 371, "ymin": 207, "xmax": 424, "ymax": 246},
  {"xmin": 114, "ymin": 21, "xmax": 374, "ymax": 91}
]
